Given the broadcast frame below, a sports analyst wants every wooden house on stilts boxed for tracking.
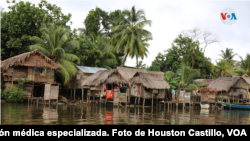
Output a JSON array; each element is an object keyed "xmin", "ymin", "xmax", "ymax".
[
  {"xmin": 65, "ymin": 66, "xmax": 107, "ymax": 101},
  {"xmin": 1, "ymin": 49, "xmax": 62, "ymax": 104},
  {"xmin": 207, "ymin": 76, "xmax": 250, "ymax": 105},
  {"xmin": 130, "ymin": 72, "xmax": 170, "ymax": 107},
  {"xmin": 82, "ymin": 66, "xmax": 170, "ymax": 106},
  {"xmin": 82, "ymin": 68, "xmax": 130, "ymax": 106}
]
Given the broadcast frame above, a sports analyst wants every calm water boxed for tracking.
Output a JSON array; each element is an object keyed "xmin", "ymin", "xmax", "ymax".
[{"xmin": 1, "ymin": 103, "xmax": 250, "ymax": 125}]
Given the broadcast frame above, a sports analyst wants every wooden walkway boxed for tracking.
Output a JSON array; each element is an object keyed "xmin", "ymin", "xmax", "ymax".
[{"xmin": 28, "ymin": 97, "xmax": 58, "ymax": 105}]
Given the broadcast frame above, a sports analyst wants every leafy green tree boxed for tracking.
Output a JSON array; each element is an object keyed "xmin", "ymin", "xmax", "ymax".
[
  {"xmin": 148, "ymin": 52, "xmax": 164, "ymax": 71},
  {"xmin": 163, "ymin": 71, "xmax": 180, "ymax": 89},
  {"xmin": 0, "ymin": 7, "xmax": 4, "ymax": 18},
  {"xmin": 136, "ymin": 61, "xmax": 148, "ymax": 70},
  {"xmin": 194, "ymin": 81, "xmax": 208, "ymax": 88},
  {"xmin": 149, "ymin": 35, "xmax": 212, "ymax": 78},
  {"xmin": 86, "ymin": 34, "xmax": 117, "ymax": 69},
  {"xmin": 187, "ymin": 84, "xmax": 198, "ymax": 91},
  {"xmin": 72, "ymin": 33, "xmax": 117, "ymax": 69},
  {"xmin": 1, "ymin": 0, "xmax": 73, "ymax": 58},
  {"xmin": 29, "ymin": 24, "xmax": 80, "ymax": 85},
  {"xmin": 110, "ymin": 6, "xmax": 152, "ymax": 67},
  {"xmin": 177, "ymin": 62, "xmax": 200, "ymax": 88},
  {"xmin": 238, "ymin": 54, "xmax": 250, "ymax": 77},
  {"xmin": 217, "ymin": 48, "xmax": 238, "ymax": 66},
  {"xmin": 213, "ymin": 60, "xmax": 232, "ymax": 77},
  {"xmin": 232, "ymin": 66, "xmax": 246, "ymax": 76},
  {"xmin": 79, "ymin": 7, "xmax": 109, "ymax": 37}
]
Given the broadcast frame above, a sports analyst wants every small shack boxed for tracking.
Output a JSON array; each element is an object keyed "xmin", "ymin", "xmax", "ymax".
[
  {"xmin": 1, "ymin": 49, "xmax": 62, "ymax": 104},
  {"xmin": 82, "ymin": 69, "xmax": 130, "ymax": 106},
  {"xmin": 130, "ymin": 72, "xmax": 170, "ymax": 106},
  {"xmin": 65, "ymin": 66, "xmax": 107, "ymax": 101},
  {"xmin": 207, "ymin": 76, "xmax": 250, "ymax": 105},
  {"xmin": 198, "ymin": 87, "xmax": 217, "ymax": 107}
]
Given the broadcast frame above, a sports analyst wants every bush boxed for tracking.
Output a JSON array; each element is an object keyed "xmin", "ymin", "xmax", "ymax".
[{"xmin": 2, "ymin": 77, "xmax": 27, "ymax": 102}]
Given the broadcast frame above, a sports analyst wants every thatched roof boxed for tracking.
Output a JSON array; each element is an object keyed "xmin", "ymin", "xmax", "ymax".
[
  {"xmin": 82, "ymin": 69, "xmax": 129, "ymax": 87},
  {"xmin": 116, "ymin": 67, "xmax": 147, "ymax": 81},
  {"xmin": 130, "ymin": 72, "xmax": 170, "ymax": 89},
  {"xmin": 82, "ymin": 67, "xmax": 167, "ymax": 87},
  {"xmin": 207, "ymin": 76, "xmax": 250, "ymax": 92},
  {"xmin": 1, "ymin": 49, "xmax": 62, "ymax": 72}
]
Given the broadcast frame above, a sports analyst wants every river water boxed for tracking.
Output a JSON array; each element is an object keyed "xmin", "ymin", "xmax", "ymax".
[{"xmin": 1, "ymin": 103, "xmax": 250, "ymax": 125}]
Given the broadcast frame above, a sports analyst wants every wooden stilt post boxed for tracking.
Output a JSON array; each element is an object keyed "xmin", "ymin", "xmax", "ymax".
[
  {"xmin": 143, "ymin": 98, "xmax": 145, "ymax": 107},
  {"xmin": 34, "ymin": 86, "xmax": 36, "ymax": 97},
  {"xmin": 82, "ymin": 88, "xmax": 84, "ymax": 102},
  {"xmin": 74, "ymin": 88, "xmax": 76, "ymax": 101},
  {"xmin": 135, "ymin": 97, "xmax": 137, "ymax": 105},
  {"xmin": 152, "ymin": 92, "xmax": 153, "ymax": 108},
  {"xmin": 71, "ymin": 89, "xmax": 72, "ymax": 100},
  {"xmin": 138, "ymin": 97, "xmax": 140, "ymax": 106}
]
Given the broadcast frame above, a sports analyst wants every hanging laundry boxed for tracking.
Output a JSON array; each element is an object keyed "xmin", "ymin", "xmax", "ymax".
[
  {"xmin": 118, "ymin": 83, "xmax": 121, "ymax": 87},
  {"xmin": 40, "ymin": 68, "xmax": 44, "ymax": 73},
  {"xmin": 34, "ymin": 66, "xmax": 37, "ymax": 71},
  {"xmin": 44, "ymin": 68, "xmax": 47, "ymax": 73},
  {"xmin": 106, "ymin": 89, "xmax": 114, "ymax": 99}
]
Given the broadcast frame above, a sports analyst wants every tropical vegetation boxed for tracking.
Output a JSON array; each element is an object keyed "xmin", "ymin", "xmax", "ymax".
[
  {"xmin": 1, "ymin": 0, "xmax": 249, "ymax": 93},
  {"xmin": 29, "ymin": 24, "xmax": 80, "ymax": 85}
]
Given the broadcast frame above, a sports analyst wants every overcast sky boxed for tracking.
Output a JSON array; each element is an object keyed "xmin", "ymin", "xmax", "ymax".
[{"xmin": 1, "ymin": 0, "xmax": 250, "ymax": 68}]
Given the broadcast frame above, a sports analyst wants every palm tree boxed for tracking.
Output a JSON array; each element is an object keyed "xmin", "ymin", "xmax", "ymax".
[
  {"xmin": 87, "ymin": 34, "xmax": 117, "ymax": 69},
  {"xmin": 131, "ymin": 37, "xmax": 151, "ymax": 68},
  {"xmin": 110, "ymin": 6, "xmax": 152, "ymax": 67},
  {"xmin": 213, "ymin": 60, "xmax": 233, "ymax": 77},
  {"xmin": 218, "ymin": 48, "xmax": 238, "ymax": 66},
  {"xmin": 177, "ymin": 62, "xmax": 200, "ymax": 88},
  {"xmin": 238, "ymin": 54, "xmax": 250, "ymax": 77},
  {"xmin": 29, "ymin": 24, "xmax": 80, "ymax": 85},
  {"xmin": 163, "ymin": 71, "xmax": 180, "ymax": 89}
]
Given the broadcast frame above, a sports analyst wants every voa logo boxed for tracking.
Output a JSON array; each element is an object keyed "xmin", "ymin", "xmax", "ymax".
[{"xmin": 220, "ymin": 8, "xmax": 237, "ymax": 25}]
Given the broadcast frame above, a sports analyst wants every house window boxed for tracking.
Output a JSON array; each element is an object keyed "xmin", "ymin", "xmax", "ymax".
[{"xmin": 76, "ymin": 74, "xmax": 80, "ymax": 80}]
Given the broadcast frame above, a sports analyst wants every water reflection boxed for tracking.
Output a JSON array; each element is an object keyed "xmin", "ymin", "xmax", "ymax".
[{"xmin": 1, "ymin": 103, "xmax": 250, "ymax": 125}]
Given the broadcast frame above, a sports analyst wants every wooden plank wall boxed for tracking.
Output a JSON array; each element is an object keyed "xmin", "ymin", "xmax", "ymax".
[
  {"xmin": 23, "ymin": 83, "xmax": 32, "ymax": 97},
  {"xmin": 156, "ymin": 89, "xmax": 165, "ymax": 99},
  {"xmin": 44, "ymin": 84, "xmax": 51, "ymax": 100},
  {"xmin": 27, "ymin": 67, "xmax": 34, "ymax": 81},
  {"xmin": 178, "ymin": 91, "xmax": 191, "ymax": 103},
  {"xmin": 34, "ymin": 69, "xmax": 54, "ymax": 82},
  {"xmin": 201, "ymin": 92, "xmax": 216, "ymax": 102},
  {"xmin": 2, "ymin": 67, "xmax": 14, "ymax": 81},
  {"xmin": 66, "ymin": 71, "xmax": 93, "ymax": 89},
  {"xmin": 50, "ymin": 85, "xmax": 59, "ymax": 100},
  {"xmin": 144, "ymin": 89, "xmax": 152, "ymax": 99},
  {"xmin": 3, "ymin": 66, "xmax": 55, "ymax": 83}
]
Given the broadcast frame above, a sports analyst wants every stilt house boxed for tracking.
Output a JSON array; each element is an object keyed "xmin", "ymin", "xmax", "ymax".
[
  {"xmin": 1, "ymin": 49, "xmax": 62, "ymax": 103},
  {"xmin": 65, "ymin": 66, "xmax": 107, "ymax": 101},
  {"xmin": 82, "ymin": 67, "xmax": 170, "ymax": 106},
  {"xmin": 207, "ymin": 76, "xmax": 250, "ymax": 104},
  {"xmin": 82, "ymin": 68, "xmax": 130, "ymax": 105},
  {"xmin": 130, "ymin": 72, "xmax": 170, "ymax": 106}
]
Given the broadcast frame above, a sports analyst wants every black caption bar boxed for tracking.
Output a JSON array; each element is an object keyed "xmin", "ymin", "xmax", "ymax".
[{"xmin": 0, "ymin": 125, "xmax": 248, "ymax": 138}]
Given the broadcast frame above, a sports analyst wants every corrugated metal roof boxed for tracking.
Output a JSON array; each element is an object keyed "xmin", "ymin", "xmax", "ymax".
[
  {"xmin": 76, "ymin": 66, "xmax": 107, "ymax": 73},
  {"xmin": 194, "ymin": 79, "xmax": 204, "ymax": 82}
]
